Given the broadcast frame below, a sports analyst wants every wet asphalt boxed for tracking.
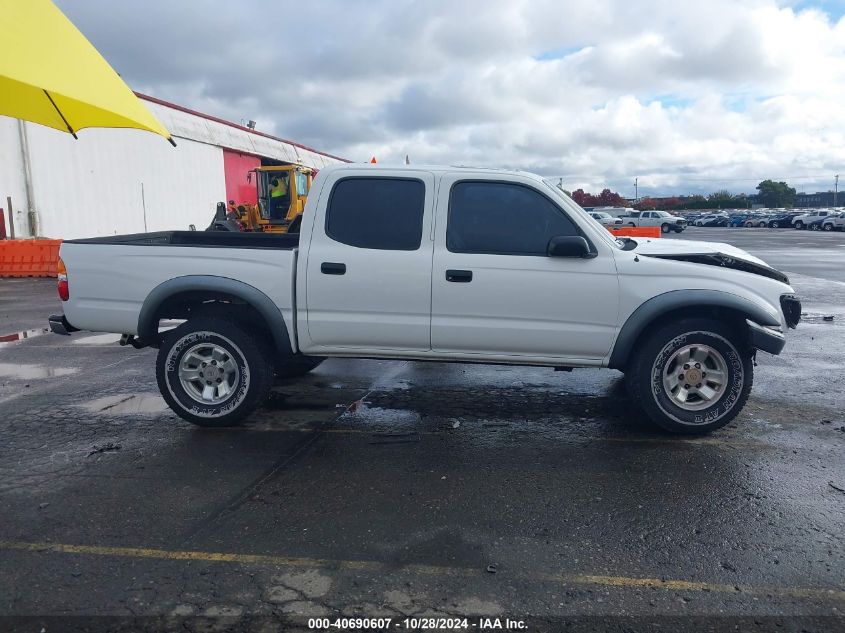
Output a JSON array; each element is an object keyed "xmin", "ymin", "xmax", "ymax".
[{"xmin": 0, "ymin": 227, "xmax": 843, "ymax": 631}]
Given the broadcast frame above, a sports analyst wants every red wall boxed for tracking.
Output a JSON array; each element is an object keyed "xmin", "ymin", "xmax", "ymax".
[{"xmin": 223, "ymin": 150, "xmax": 261, "ymax": 204}]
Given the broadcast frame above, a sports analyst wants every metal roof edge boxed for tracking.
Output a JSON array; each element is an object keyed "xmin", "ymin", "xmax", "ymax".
[{"xmin": 135, "ymin": 92, "xmax": 351, "ymax": 163}]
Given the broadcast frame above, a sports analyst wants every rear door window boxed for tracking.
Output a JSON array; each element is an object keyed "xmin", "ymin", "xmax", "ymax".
[{"xmin": 326, "ymin": 178, "xmax": 425, "ymax": 250}]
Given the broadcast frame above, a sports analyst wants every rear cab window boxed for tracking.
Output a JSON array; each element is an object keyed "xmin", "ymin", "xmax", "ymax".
[{"xmin": 326, "ymin": 177, "xmax": 425, "ymax": 250}]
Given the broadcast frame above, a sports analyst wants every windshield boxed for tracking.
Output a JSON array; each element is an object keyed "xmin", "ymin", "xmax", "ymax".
[{"xmin": 295, "ymin": 171, "xmax": 309, "ymax": 196}]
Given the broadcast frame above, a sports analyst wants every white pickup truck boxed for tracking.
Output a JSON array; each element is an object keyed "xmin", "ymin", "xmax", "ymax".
[
  {"xmin": 792, "ymin": 209, "xmax": 832, "ymax": 229},
  {"xmin": 618, "ymin": 210, "xmax": 687, "ymax": 233},
  {"xmin": 50, "ymin": 164, "xmax": 800, "ymax": 434}
]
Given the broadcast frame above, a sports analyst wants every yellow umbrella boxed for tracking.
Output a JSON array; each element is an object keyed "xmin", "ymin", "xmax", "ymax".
[{"xmin": 0, "ymin": 0, "xmax": 174, "ymax": 145}]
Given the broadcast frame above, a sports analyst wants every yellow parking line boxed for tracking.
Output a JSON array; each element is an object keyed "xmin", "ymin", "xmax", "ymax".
[{"xmin": 1, "ymin": 540, "xmax": 842, "ymax": 602}]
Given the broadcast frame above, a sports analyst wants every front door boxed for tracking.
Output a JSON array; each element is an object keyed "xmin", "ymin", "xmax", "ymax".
[
  {"xmin": 303, "ymin": 170, "xmax": 435, "ymax": 352},
  {"xmin": 431, "ymin": 175, "xmax": 619, "ymax": 361}
]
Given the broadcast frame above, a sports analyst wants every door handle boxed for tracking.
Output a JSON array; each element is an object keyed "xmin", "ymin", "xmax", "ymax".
[
  {"xmin": 321, "ymin": 262, "xmax": 346, "ymax": 275},
  {"xmin": 445, "ymin": 269, "xmax": 472, "ymax": 283}
]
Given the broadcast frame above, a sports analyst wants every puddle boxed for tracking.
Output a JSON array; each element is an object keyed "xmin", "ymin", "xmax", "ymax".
[
  {"xmin": 0, "ymin": 328, "xmax": 50, "ymax": 347},
  {"xmin": 72, "ymin": 333, "xmax": 122, "ymax": 346},
  {"xmin": 338, "ymin": 403, "xmax": 422, "ymax": 427},
  {"xmin": 0, "ymin": 363, "xmax": 78, "ymax": 379},
  {"xmin": 82, "ymin": 393, "xmax": 169, "ymax": 415}
]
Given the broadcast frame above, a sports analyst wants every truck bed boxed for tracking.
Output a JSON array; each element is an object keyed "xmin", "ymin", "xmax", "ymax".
[
  {"xmin": 60, "ymin": 231, "xmax": 299, "ymax": 341},
  {"xmin": 67, "ymin": 230, "xmax": 300, "ymax": 249}
]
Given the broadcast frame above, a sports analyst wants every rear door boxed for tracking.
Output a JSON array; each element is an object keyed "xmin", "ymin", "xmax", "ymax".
[{"xmin": 302, "ymin": 169, "xmax": 435, "ymax": 352}]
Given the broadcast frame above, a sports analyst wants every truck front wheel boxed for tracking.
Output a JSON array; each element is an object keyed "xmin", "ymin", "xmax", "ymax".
[
  {"xmin": 626, "ymin": 318, "xmax": 753, "ymax": 434},
  {"xmin": 156, "ymin": 317, "xmax": 272, "ymax": 427}
]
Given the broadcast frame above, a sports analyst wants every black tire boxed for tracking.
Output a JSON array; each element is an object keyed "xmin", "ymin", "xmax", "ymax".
[
  {"xmin": 794, "ymin": 220, "xmax": 804, "ymax": 229},
  {"xmin": 625, "ymin": 318, "xmax": 753, "ymax": 434},
  {"xmin": 823, "ymin": 223, "xmax": 833, "ymax": 231},
  {"xmin": 628, "ymin": 222, "xmax": 636, "ymax": 227},
  {"xmin": 156, "ymin": 316, "xmax": 272, "ymax": 427},
  {"xmin": 274, "ymin": 355, "xmax": 326, "ymax": 379},
  {"xmin": 770, "ymin": 221, "xmax": 779, "ymax": 228},
  {"xmin": 661, "ymin": 223, "xmax": 670, "ymax": 233}
]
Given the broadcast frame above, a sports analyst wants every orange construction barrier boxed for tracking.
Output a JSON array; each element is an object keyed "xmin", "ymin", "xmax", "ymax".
[
  {"xmin": 607, "ymin": 226, "xmax": 661, "ymax": 238},
  {"xmin": 0, "ymin": 239, "xmax": 63, "ymax": 277}
]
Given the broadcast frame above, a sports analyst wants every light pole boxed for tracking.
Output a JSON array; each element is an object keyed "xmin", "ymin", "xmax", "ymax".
[
  {"xmin": 835, "ymin": 174, "xmax": 839, "ymax": 208},
  {"xmin": 634, "ymin": 177, "xmax": 638, "ymax": 202}
]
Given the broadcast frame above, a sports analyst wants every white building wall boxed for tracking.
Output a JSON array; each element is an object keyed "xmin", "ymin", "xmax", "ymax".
[
  {"xmin": 24, "ymin": 123, "xmax": 225, "ymax": 239},
  {"xmin": 0, "ymin": 118, "xmax": 30, "ymax": 237},
  {"xmin": 0, "ymin": 96, "xmax": 346, "ymax": 240}
]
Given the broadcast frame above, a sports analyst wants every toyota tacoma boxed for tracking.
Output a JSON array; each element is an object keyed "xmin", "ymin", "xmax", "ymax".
[{"xmin": 49, "ymin": 165, "xmax": 800, "ymax": 434}]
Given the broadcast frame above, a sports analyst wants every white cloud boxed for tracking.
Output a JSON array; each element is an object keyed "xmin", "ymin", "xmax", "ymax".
[{"xmin": 56, "ymin": 0, "xmax": 845, "ymax": 196}]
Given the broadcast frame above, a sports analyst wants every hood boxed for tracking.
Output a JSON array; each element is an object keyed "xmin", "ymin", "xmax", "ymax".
[{"xmin": 632, "ymin": 238, "xmax": 789, "ymax": 284}]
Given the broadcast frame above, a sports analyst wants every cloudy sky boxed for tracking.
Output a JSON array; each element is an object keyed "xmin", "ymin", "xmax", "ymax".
[{"xmin": 57, "ymin": 0, "xmax": 845, "ymax": 198}]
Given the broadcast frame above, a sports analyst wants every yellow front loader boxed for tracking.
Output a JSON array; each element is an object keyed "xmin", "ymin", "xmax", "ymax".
[{"xmin": 209, "ymin": 164, "xmax": 313, "ymax": 233}]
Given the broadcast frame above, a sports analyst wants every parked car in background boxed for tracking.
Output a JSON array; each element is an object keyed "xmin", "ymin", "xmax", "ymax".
[
  {"xmin": 588, "ymin": 211, "xmax": 624, "ymax": 227},
  {"xmin": 693, "ymin": 213, "xmax": 728, "ymax": 227},
  {"xmin": 768, "ymin": 212, "xmax": 802, "ymax": 228},
  {"xmin": 618, "ymin": 210, "xmax": 687, "ymax": 233},
  {"xmin": 728, "ymin": 214, "xmax": 752, "ymax": 227},
  {"xmin": 743, "ymin": 214, "xmax": 770, "ymax": 228},
  {"xmin": 592, "ymin": 206, "xmax": 636, "ymax": 218},
  {"xmin": 793, "ymin": 210, "xmax": 832, "ymax": 229},
  {"xmin": 821, "ymin": 212, "xmax": 845, "ymax": 231}
]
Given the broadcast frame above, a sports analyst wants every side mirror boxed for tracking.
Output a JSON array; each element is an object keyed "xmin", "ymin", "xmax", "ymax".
[{"xmin": 547, "ymin": 235, "xmax": 593, "ymax": 258}]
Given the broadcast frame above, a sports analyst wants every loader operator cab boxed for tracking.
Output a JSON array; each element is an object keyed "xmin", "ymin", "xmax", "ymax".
[
  {"xmin": 256, "ymin": 167, "xmax": 311, "ymax": 229},
  {"xmin": 210, "ymin": 165, "xmax": 312, "ymax": 234},
  {"xmin": 266, "ymin": 173, "xmax": 290, "ymax": 221}
]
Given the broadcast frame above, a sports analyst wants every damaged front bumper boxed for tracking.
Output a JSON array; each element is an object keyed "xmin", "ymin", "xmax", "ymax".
[
  {"xmin": 750, "ymin": 294, "xmax": 802, "ymax": 355},
  {"xmin": 747, "ymin": 319, "xmax": 785, "ymax": 355}
]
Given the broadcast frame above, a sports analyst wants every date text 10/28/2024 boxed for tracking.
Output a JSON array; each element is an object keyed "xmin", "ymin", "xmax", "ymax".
[{"xmin": 308, "ymin": 617, "xmax": 528, "ymax": 630}]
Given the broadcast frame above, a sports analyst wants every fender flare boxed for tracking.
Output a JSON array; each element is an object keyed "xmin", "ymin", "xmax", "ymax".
[
  {"xmin": 137, "ymin": 276, "xmax": 293, "ymax": 355},
  {"xmin": 608, "ymin": 289, "xmax": 781, "ymax": 369}
]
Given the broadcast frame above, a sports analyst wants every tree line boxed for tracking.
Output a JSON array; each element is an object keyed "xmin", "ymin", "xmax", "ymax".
[{"xmin": 564, "ymin": 180, "xmax": 798, "ymax": 210}]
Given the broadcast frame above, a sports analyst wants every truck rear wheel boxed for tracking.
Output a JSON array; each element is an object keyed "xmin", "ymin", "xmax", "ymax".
[
  {"xmin": 156, "ymin": 317, "xmax": 272, "ymax": 427},
  {"xmin": 626, "ymin": 318, "xmax": 753, "ymax": 434}
]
